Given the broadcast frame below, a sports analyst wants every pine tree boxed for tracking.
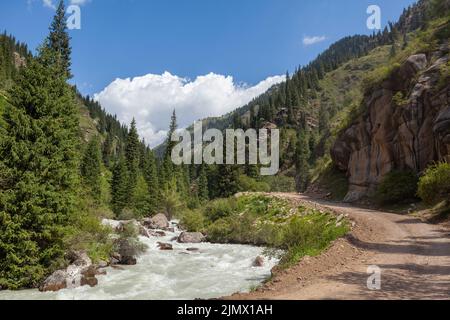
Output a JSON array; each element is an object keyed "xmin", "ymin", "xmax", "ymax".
[
  {"xmin": 125, "ymin": 119, "xmax": 140, "ymax": 192},
  {"xmin": 47, "ymin": 0, "xmax": 72, "ymax": 79},
  {"xmin": 102, "ymin": 133, "xmax": 114, "ymax": 168},
  {"xmin": 81, "ymin": 136, "xmax": 102, "ymax": 200},
  {"xmin": 295, "ymin": 131, "xmax": 311, "ymax": 192},
  {"xmin": 198, "ymin": 165, "xmax": 209, "ymax": 201},
  {"xmin": 165, "ymin": 110, "xmax": 178, "ymax": 160},
  {"xmin": 318, "ymin": 104, "xmax": 330, "ymax": 134},
  {"xmin": 111, "ymin": 157, "xmax": 129, "ymax": 217},
  {"xmin": 161, "ymin": 110, "xmax": 177, "ymax": 187},
  {"xmin": 217, "ymin": 164, "xmax": 239, "ymax": 198},
  {"xmin": 390, "ymin": 44, "xmax": 397, "ymax": 58},
  {"xmin": 0, "ymin": 44, "xmax": 79, "ymax": 289},
  {"xmin": 143, "ymin": 150, "xmax": 159, "ymax": 213},
  {"xmin": 132, "ymin": 175, "xmax": 152, "ymax": 217}
]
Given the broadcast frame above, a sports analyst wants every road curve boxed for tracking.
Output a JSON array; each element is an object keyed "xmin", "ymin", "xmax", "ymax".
[{"xmin": 229, "ymin": 193, "xmax": 450, "ymax": 300}]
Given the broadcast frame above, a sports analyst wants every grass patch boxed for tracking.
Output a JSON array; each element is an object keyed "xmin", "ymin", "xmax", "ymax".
[{"xmin": 182, "ymin": 194, "xmax": 350, "ymax": 269}]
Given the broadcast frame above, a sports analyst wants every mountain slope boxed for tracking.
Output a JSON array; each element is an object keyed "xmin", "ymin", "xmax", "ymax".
[{"xmin": 332, "ymin": 15, "xmax": 450, "ymax": 202}]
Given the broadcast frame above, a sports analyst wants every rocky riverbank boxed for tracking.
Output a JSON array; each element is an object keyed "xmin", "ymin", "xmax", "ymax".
[{"xmin": 0, "ymin": 213, "xmax": 278, "ymax": 300}]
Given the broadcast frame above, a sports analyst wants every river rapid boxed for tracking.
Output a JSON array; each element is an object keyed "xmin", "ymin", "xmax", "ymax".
[{"xmin": 0, "ymin": 222, "xmax": 278, "ymax": 300}]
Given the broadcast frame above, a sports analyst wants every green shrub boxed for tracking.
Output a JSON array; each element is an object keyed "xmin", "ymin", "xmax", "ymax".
[
  {"xmin": 206, "ymin": 218, "xmax": 234, "ymax": 243},
  {"xmin": 376, "ymin": 170, "xmax": 419, "ymax": 204},
  {"xmin": 203, "ymin": 198, "xmax": 238, "ymax": 222},
  {"xmin": 237, "ymin": 175, "xmax": 270, "ymax": 192},
  {"xmin": 418, "ymin": 162, "xmax": 450, "ymax": 205},
  {"xmin": 64, "ymin": 208, "xmax": 114, "ymax": 264},
  {"xmin": 263, "ymin": 175, "xmax": 296, "ymax": 192},
  {"xmin": 275, "ymin": 214, "xmax": 349, "ymax": 268},
  {"xmin": 180, "ymin": 209, "xmax": 205, "ymax": 232}
]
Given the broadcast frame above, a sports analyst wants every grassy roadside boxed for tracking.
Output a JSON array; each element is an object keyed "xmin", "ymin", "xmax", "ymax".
[{"xmin": 180, "ymin": 194, "xmax": 350, "ymax": 269}]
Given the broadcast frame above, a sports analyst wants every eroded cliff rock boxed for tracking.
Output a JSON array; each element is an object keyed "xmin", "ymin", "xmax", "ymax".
[{"xmin": 332, "ymin": 44, "xmax": 450, "ymax": 202}]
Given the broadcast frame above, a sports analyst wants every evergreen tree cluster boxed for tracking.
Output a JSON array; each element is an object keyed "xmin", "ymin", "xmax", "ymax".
[
  {"xmin": 0, "ymin": 32, "xmax": 31, "ymax": 90},
  {"xmin": 0, "ymin": 1, "xmax": 79, "ymax": 289}
]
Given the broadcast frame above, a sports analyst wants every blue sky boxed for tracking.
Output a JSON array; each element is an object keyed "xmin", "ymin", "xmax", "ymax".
[{"xmin": 0, "ymin": 0, "xmax": 417, "ymax": 146}]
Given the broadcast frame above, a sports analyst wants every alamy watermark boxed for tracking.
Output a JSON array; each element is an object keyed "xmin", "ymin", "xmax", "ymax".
[
  {"xmin": 367, "ymin": 265, "xmax": 382, "ymax": 290},
  {"xmin": 367, "ymin": 5, "xmax": 382, "ymax": 30},
  {"xmin": 170, "ymin": 121, "xmax": 280, "ymax": 176},
  {"xmin": 67, "ymin": 5, "xmax": 81, "ymax": 30}
]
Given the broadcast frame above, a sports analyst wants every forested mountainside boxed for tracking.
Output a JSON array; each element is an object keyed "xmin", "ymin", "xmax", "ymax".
[
  {"xmin": 172, "ymin": 0, "xmax": 449, "ymax": 201},
  {"xmin": 332, "ymin": 17, "xmax": 450, "ymax": 202}
]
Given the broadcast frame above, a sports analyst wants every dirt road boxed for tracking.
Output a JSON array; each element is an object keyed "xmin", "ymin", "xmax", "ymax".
[{"xmin": 229, "ymin": 194, "xmax": 450, "ymax": 300}]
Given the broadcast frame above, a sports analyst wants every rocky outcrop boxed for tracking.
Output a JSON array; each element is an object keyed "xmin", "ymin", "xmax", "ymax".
[
  {"xmin": 39, "ymin": 251, "xmax": 100, "ymax": 292},
  {"xmin": 332, "ymin": 45, "xmax": 450, "ymax": 202},
  {"xmin": 13, "ymin": 52, "xmax": 26, "ymax": 69},
  {"xmin": 177, "ymin": 232, "xmax": 205, "ymax": 244}
]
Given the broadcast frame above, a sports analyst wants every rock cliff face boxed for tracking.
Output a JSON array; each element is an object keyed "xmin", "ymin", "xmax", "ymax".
[{"xmin": 332, "ymin": 44, "xmax": 450, "ymax": 202}]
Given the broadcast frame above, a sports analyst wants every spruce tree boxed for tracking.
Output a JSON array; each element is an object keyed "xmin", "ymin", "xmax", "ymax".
[
  {"xmin": 161, "ymin": 110, "xmax": 177, "ymax": 187},
  {"xmin": 81, "ymin": 136, "xmax": 102, "ymax": 200},
  {"xmin": 102, "ymin": 133, "xmax": 113, "ymax": 168},
  {"xmin": 111, "ymin": 157, "xmax": 129, "ymax": 217},
  {"xmin": 0, "ymin": 44, "xmax": 79, "ymax": 289},
  {"xmin": 47, "ymin": 0, "xmax": 72, "ymax": 79},
  {"xmin": 143, "ymin": 150, "xmax": 159, "ymax": 213},
  {"xmin": 295, "ymin": 131, "xmax": 311, "ymax": 192},
  {"xmin": 198, "ymin": 165, "xmax": 209, "ymax": 201},
  {"xmin": 125, "ymin": 119, "xmax": 140, "ymax": 192}
]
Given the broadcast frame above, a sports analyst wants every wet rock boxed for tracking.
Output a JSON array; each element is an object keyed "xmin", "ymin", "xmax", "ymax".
[
  {"xmin": 120, "ymin": 257, "xmax": 137, "ymax": 265},
  {"xmin": 186, "ymin": 248, "xmax": 199, "ymax": 252},
  {"xmin": 39, "ymin": 270, "xmax": 67, "ymax": 292},
  {"xmin": 115, "ymin": 238, "xmax": 139, "ymax": 265},
  {"xmin": 110, "ymin": 252, "xmax": 121, "ymax": 265},
  {"xmin": 40, "ymin": 251, "xmax": 99, "ymax": 292},
  {"xmin": 139, "ymin": 225, "xmax": 151, "ymax": 238},
  {"xmin": 252, "ymin": 256, "xmax": 265, "ymax": 267},
  {"xmin": 142, "ymin": 213, "xmax": 169, "ymax": 230},
  {"xmin": 157, "ymin": 242, "xmax": 173, "ymax": 251},
  {"xmin": 177, "ymin": 232, "xmax": 205, "ymax": 244}
]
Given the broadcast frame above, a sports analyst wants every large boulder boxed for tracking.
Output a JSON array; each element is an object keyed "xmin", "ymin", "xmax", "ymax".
[
  {"xmin": 115, "ymin": 238, "xmax": 139, "ymax": 265},
  {"xmin": 39, "ymin": 251, "xmax": 99, "ymax": 292},
  {"xmin": 39, "ymin": 270, "xmax": 68, "ymax": 292},
  {"xmin": 177, "ymin": 232, "xmax": 205, "ymax": 244},
  {"xmin": 142, "ymin": 213, "xmax": 169, "ymax": 230}
]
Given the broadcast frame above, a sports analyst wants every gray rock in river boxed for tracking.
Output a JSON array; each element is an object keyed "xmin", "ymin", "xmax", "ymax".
[
  {"xmin": 142, "ymin": 213, "xmax": 170, "ymax": 230},
  {"xmin": 252, "ymin": 256, "xmax": 265, "ymax": 267},
  {"xmin": 177, "ymin": 232, "xmax": 205, "ymax": 244},
  {"xmin": 157, "ymin": 242, "xmax": 173, "ymax": 251}
]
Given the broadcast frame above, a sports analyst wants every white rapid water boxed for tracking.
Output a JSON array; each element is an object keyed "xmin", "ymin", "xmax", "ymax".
[{"xmin": 0, "ymin": 222, "xmax": 278, "ymax": 300}]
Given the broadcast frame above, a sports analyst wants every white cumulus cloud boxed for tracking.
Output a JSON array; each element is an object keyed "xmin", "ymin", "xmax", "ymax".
[
  {"xmin": 94, "ymin": 72, "xmax": 284, "ymax": 147},
  {"xmin": 303, "ymin": 35, "xmax": 326, "ymax": 46}
]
